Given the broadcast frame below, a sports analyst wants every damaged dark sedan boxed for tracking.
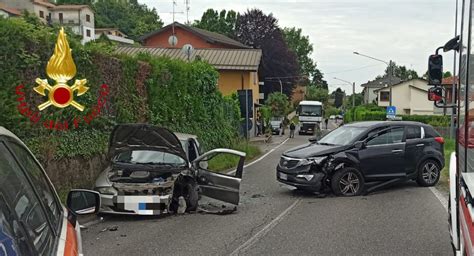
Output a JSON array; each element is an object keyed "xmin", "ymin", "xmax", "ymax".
[
  {"xmin": 95, "ymin": 124, "xmax": 245, "ymax": 215},
  {"xmin": 277, "ymin": 121, "xmax": 445, "ymax": 196}
]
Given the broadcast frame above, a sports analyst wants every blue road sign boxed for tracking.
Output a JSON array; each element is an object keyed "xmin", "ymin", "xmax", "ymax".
[{"xmin": 386, "ymin": 106, "xmax": 396, "ymax": 118}]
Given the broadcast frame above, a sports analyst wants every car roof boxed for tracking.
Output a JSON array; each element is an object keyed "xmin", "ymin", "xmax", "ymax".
[
  {"xmin": 346, "ymin": 121, "xmax": 427, "ymax": 128},
  {"xmin": 0, "ymin": 126, "xmax": 24, "ymax": 143}
]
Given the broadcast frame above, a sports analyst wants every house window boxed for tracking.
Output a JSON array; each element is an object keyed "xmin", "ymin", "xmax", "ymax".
[
  {"xmin": 59, "ymin": 13, "xmax": 63, "ymax": 23},
  {"xmin": 39, "ymin": 10, "xmax": 44, "ymax": 18},
  {"xmin": 380, "ymin": 91, "xmax": 390, "ymax": 102},
  {"xmin": 86, "ymin": 29, "xmax": 91, "ymax": 37},
  {"xmin": 86, "ymin": 14, "xmax": 90, "ymax": 22}
]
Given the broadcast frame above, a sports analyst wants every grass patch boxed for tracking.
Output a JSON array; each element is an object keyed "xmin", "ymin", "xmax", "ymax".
[
  {"xmin": 208, "ymin": 140, "xmax": 262, "ymax": 172},
  {"xmin": 438, "ymin": 138, "xmax": 455, "ymax": 191}
]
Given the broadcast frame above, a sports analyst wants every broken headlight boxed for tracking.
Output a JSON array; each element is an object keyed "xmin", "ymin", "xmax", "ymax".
[
  {"xmin": 97, "ymin": 186, "xmax": 118, "ymax": 195},
  {"xmin": 298, "ymin": 156, "xmax": 327, "ymax": 166}
]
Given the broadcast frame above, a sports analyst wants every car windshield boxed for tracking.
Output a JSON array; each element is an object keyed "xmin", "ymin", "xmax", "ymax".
[
  {"xmin": 318, "ymin": 126, "xmax": 366, "ymax": 146},
  {"xmin": 299, "ymin": 105, "xmax": 322, "ymax": 116},
  {"xmin": 114, "ymin": 150, "xmax": 187, "ymax": 166}
]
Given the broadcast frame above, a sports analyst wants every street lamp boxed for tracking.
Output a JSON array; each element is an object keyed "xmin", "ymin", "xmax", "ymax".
[
  {"xmin": 333, "ymin": 77, "xmax": 355, "ymax": 109},
  {"xmin": 353, "ymin": 51, "xmax": 393, "ymax": 106}
]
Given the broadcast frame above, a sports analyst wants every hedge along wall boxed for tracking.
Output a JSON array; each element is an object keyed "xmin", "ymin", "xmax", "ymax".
[
  {"xmin": 0, "ymin": 17, "xmax": 240, "ymax": 193},
  {"xmin": 344, "ymin": 105, "xmax": 450, "ymax": 127}
]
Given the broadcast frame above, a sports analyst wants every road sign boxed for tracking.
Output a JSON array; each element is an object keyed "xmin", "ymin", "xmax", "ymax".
[{"xmin": 386, "ymin": 106, "xmax": 396, "ymax": 118}]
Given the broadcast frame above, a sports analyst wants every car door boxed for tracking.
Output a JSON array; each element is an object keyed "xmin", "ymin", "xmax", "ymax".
[
  {"xmin": 358, "ymin": 126, "xmax": 406, "ymax": 179},
  {"xmin": 404, "ymin": 125, "xmax": 424, "ymax": 175},
  {"xmin": 192, "ymin": 149, "xmax": 246, "ymax": 205}
]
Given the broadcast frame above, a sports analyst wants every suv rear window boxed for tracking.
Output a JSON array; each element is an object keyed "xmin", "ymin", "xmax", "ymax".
[
  {"xmin": 424, "ymin": 126, "xmax": 440, "ymax": 138},
  {"xmin": 406, "ymin": 126, "xmax": 422, "ymax": 140}
]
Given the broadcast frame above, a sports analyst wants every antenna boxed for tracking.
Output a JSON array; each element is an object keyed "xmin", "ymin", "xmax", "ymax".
[{"xmin": 185, "ymin": 0, "xmax": 190, "ymax": 24}]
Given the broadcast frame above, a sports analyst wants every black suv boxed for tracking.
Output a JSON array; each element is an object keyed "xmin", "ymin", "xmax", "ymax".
[{"xmin": 276, "ymin": 121, "xmax": 445, "ymax": 196}]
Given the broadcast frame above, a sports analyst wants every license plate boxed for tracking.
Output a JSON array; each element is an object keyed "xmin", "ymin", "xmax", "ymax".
[{"xmin": 279, "ymin": 172, "xmax": 288, "ymax": 180}]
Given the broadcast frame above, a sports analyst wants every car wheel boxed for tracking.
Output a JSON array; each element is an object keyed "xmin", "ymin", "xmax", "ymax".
[
  {"xmin": 331, "ymin": 167, "xmax": 364, "ymax": 196},
  {"xmin": 416, "ymin": 159, "xmax": 441, "ymax": 187},
  {"xmin": 183, "ymin": 182, "xmax": 199, "ymax": 212}
]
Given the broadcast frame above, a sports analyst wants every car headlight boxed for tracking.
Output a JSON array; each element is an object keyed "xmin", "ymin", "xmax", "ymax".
[
  {"xmin": 298, "ymin": 156, "xmax": 327, "ymax": 166},
  {"xmin": 96, "ymin": 187, "xmax": 117, "ymax": 195}
]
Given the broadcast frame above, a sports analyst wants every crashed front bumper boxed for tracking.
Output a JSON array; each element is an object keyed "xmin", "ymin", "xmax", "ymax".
[
  {"xmin": 99, "ymin": 193, "xmax": 171, "ymax": 215},
  {"xmin": 276, "ymin": 165, "xmax": 325, "ymax": 191}
]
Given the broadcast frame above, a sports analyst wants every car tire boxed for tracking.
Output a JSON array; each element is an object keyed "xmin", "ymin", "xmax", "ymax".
[
  {"xmin": 183, "ymin": 182, "xmax": 199, "ymax": 212},
  {"xmin": 331, "ymin": 167, "xmax": 364, "ymax": 196},
  {"xmin": 416, "ymin": 159, "xmax": 441, "ymax": 187}
]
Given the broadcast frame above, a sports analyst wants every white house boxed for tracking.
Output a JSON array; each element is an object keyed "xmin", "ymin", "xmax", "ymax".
[
  {"xmin": 95, "ymin": 28, "xmax": 134, "ymax": 45},
  {"xmin": 375, "ymin": 78, "xmax": 436, "ymax": 115},
  {"xmin": 360, "ymin": 76, "xmax": 402, "ymax": 104},
  {"xmin": 0, "ymin": 0, "xmax": 95, "ymax": 44}
]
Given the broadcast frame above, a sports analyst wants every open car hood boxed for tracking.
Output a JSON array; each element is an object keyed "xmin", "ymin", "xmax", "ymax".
[{"xmin": 108, "ymin": 124, "xmax": 187, "ymax": 161}]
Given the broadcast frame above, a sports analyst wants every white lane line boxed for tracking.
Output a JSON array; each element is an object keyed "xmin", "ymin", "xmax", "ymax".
[
  {"xmin": 227, "ymin": 138, "xmax": 290, "ymax": 175},
  {"xmin": 229, "ymin": 199, "xmax": 301, "ymax": 256},
  {"xmin": 429, "ymin": 187, "xmax": 448, "ymax": 212}
]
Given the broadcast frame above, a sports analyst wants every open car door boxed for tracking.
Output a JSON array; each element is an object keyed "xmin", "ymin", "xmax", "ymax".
[{"xmin": 192, "ymin": 149, "xmax": 246, "ymax": 205}]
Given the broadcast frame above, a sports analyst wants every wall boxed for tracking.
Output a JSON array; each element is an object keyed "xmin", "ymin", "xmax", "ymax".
[
  {"xmin": 218, "ymin": 70, "xmax": 259, "ymax": 106},
  {"xmin": 42, "ymin": 154, "xmax": 108, "ymax": 192},
  {"xmin": 365, "ymin": 87, "xmax": 378, "ymax": 104},
  {"xmin": 143, "ymin": 26, "xmax": 230, "ymax": 49}
]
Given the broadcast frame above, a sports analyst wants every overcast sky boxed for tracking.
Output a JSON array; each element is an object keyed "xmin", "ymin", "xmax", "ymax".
[{"xmin": 139, "ymin": 0, "xmax": 457, "ymax": 93}]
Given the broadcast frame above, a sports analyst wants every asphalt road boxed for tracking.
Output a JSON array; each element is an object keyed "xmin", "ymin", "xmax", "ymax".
[{"xmin": 81, "ymin": 121, "xmax": 452, "ymax": 255}]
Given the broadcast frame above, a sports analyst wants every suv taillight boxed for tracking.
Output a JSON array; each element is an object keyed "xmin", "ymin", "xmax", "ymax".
[{"xmin": 435, "ymin": 137, "xmax": 445, "ymax": 144}]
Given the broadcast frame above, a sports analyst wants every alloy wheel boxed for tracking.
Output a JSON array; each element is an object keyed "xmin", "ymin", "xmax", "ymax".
[
  {"xmin": 339, "ymin": 172, "xmax": 360, "ymax": 196},
  {"xmin": 422, "ymin": 162, "xmax": 439, "ymax": 185}
]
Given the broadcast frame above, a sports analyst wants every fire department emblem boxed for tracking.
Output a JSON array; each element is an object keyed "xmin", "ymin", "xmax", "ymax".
[{"xmin": 34, "ymin": 28, "xmax": 89, "ymax": 111}]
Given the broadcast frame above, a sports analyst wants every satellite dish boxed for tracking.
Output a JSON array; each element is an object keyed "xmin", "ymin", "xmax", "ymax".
[
  {"xmin": 168, "ymin": 35, "xmax": 178, "ymax": 47},
  {"xmin": 181, "ymin": 44, "xmax": 194, "ymax": 61}
]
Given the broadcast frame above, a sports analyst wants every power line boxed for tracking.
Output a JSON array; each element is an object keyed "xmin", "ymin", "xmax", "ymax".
[{"xmin": 325, "ymin": 63, "xmax": 384, "ymax": 75}]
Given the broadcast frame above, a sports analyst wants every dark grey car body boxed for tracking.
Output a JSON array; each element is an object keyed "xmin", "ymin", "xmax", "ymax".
[{"xmin": 277, "ymin": 121, "xmax": 445, "ymax": 193}]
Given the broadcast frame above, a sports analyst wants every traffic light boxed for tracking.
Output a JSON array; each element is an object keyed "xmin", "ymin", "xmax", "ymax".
[
  {"xmin": 428, "ymin": 87, "xmax": 443, "ymax": 102},
  {"xmin": 428, "ymin": 54, "xmax": 443, "ymax": 85}
]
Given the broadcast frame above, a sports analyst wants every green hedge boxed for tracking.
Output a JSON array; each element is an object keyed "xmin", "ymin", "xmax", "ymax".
[
  {"xmin": 0, "ymin": 17, "xmax": 240, "ymax": 160},
  {"xmin": 344, "ymin": 105, "xmax": 450, "ymax": 127}
]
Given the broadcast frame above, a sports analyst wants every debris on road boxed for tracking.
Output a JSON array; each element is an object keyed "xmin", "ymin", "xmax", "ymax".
[{"xmin": 197, "ymin": 203, "xmax": 237, "ymax": 215}]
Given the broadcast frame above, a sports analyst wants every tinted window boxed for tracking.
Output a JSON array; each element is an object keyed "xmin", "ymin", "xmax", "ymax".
[
  {"xmin": 367, "ymin": 127, "xmax": 404, "ymax": 146},
  {"xmin": 424, "ymin": 126, "xmax": 440, "ymax": 138},
  {"xmin": 0, "ymin": 143, "xmax": 54, "ymax": 255},
  {"xmin": 0, "ymin": 197, "xmax": 22, "ymax": 255},
  {"xmin": 318, "ymin": 126, "xmax": 366, "ymax": 146},
  {"xmin": 7, "ymin": 142, "xmax": 62, "ymax": 232},
  {"xmin": 406, "ymin": 126, "xmax": 422, "ymax": 140}
]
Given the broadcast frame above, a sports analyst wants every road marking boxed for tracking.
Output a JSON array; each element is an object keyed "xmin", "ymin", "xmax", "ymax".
[
  {"xmin": 429, "ymin": 187, "xmax": 448, "ymax": 212},
  {"xmin": 229, "ymin": 199, "xmax": 301, "ymax": 256},
  {"xmin": 227, "ymin": 138, "xmax": 290, "ymax": 175}
]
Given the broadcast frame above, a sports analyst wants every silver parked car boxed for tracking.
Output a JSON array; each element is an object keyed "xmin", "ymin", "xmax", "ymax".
[{"xmin": 94, "ymin": 124, "xmax": 246, "ymax": 215}]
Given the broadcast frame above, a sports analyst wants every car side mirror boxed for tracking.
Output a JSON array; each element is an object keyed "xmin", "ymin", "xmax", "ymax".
[
  {"xmin": 428, "ymin": 87, "xmax": 443, "ymax": 102},
  {"xmin": 308, "ymin": 137, "xmax": 318, "ymax": 143},
  {"xmin": 354, "ymin": 141, "xmax": 366, "ymax": 149},
  {"xmin": 66, "ymin": 189, "xmax": 100, "ymax": 215}
]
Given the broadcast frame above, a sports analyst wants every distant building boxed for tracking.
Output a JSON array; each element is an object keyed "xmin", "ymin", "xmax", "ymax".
[
  {"xmin": 0, "ymin": 3, "xmax": 21, "ymax": 17},
  {"xmin": 139, "ymin": 22, "xmax": 250, "ymax": 49},
  {"xmin": 95, "ymin": 28, "xmax": 134, "ymax": 45},
  {"xmin": 360, "ymin": 76, "xmax": 402, "ymax": 104},
  {"xmin": 0, "ymin": 0, "xmax": 95, "ymax": 44},
  {"xmin": 374, "ymin": 78, "xmax": 436, "ymax": 115}
]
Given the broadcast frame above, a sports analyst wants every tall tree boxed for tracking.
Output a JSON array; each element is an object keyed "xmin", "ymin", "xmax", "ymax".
[
  {"xmin": 265, "ymin": 92, "xmax": 289, "ymax": 117},
  {"xmin": 311, "ymin": 69, "xmax": 328, "ymax": 89},
  {"xmin": 235, "ymin": 9, "xmax": 299, "ymax": 97},
  {"xmin": 282, "ymin": 27, "xmax": 315, "ymax": 77},
  {"xmin": 305, "ymin": 86, "xmax": 329, "ymax": 104},
  {"xmin": 94, "ymin": 0, "xmax": 163, "ymax": 40},
  {"xmin": 193, "ymin": 9, "xmax": 238, "ymax": 38},
  {"xmin": 384, "ymin": 62, "xmax": 419, "ymax": 80}
]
